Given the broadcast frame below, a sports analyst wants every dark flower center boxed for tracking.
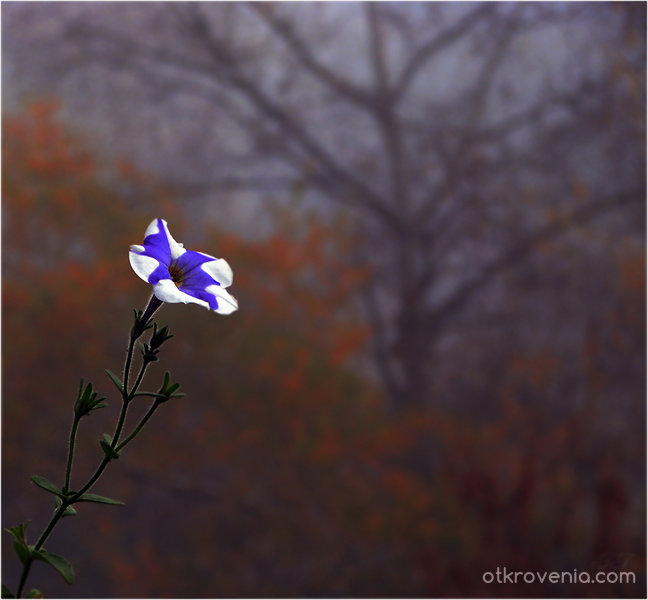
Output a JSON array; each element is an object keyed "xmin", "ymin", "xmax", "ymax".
[{"xmin": 168, "ymin": 263, "xmax": 184, "ymax": 287}]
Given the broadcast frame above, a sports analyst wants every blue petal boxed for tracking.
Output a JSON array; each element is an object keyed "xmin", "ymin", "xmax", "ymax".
[
  {"xmin": 147, "ymin": 263, "xmax": 172, "ymax": 285},
  {"xmin": 175, "ymin": 250, "xmax": 216, "ymax": 276},
  {"xmin": 175, "ymin": 253, "xmax": 223, "ymax": 310},
  {"xmin": 142, "ymin": 218, "xmax": 172, "ymax": 267},
  {"xmin": 177, "ymin": 285, "xmax": 221, "ymax": 311},
  {"xmin": 175, "ymin": 251, "xmax": 221, "ymax": 293}
]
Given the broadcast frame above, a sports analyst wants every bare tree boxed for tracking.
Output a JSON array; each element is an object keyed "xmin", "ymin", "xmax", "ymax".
[{"xmin": 3, "ymin": 2, "xmax": 644, "ymax": 410}]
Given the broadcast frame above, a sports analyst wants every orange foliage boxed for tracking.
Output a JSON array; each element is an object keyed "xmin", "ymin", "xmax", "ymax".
[{"xmin": 2, "ymin": 99, "xmax": 644, "ymax": 598}]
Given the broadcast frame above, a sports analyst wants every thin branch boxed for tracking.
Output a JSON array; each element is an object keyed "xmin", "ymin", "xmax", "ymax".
[
  {"xmin": 177, "ymin": 4, "xmax": 404, "ymax": 234},
  {"xmin": 392, "ymin": 3, "xmax": 497, "ymax": 104},
  {"xmin": 427, "ymin": 188, "xmax": 645, "ymax": 328},
  {"xmin": 64, "ymin": 18, "xmax": 401, "ymax": 231},
  {"xmin": 246, "ymin": 2, "xmax": 374, "ymax": 109}
]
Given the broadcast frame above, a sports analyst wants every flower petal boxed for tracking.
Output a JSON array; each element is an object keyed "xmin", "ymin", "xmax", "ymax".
[
  {"xmin": 174, "ymin": 250, "xmax": 215, "ymax": 276},
  {"xmin": 141, "ymin": 218, "xmax": 186, "ymax": 266},
  {"xmin": 205, "ymin": 284, "xmax": 239, "ymax": 314},
  {"xmin": 144, "ymin": 219, "xmax": 160, "ymax": 238},
  {"xmin": 152, "ymin": 279, "xmax": 210, "ymax": 309},
  {"xmin": 179, "ymin": 269, "xmax": 217, "ymax": 296},
  {"xmin": 129, "ymin": 246, "xmax": 161, "ymax": 282},
  {"xmin": 202, "ymin": 258, "xmax": 234, "ymax": 288},
  {"xmin": 158, "ymin": 219, "xmax": 187, "ymax": 261},
  {"xmin": 131, "ymin": 219, "xmax": 237, "ymax": 316}
]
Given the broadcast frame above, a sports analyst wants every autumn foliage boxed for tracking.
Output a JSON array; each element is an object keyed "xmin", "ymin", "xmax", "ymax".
[{"xmin": 2, "ymin": 101, "xmax": 645, "ymax": 597}]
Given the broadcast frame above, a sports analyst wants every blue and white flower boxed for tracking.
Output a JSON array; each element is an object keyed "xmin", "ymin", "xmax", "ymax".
[{"xmin": 129, "ymin": 218, "xmax": 238, "ymax": 315}]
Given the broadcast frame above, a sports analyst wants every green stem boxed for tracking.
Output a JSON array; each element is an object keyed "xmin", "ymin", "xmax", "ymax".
[
  {"xmin": 128, "ymin": 360, "xmax": 149, "ymax": 401},
  {"xmin": 121, "ymin": 336, "xmax": 136, "ymax": 405},
  {"xmin": 63, "ymin": 418, "xmax": 80, "ymax": 494},
  {"xmin": 34, "ymin": 507, "xmax": 66, "ymax": 550},
  {"xmin": 16, "ymin": 503, "xmax": 67, "ymax": 597},
  {"xmin": 15, "ymin": 295, "xmax": 165, "ymax": 598},
  {"xmin": 114, "ymin": 294, "xmax": 161, "ymax": 446},
  {"xmin": 68, "ymin": 458, "xmax": 110, "ymax": 502},
  {"xmin": 111, "ymin": 330, "xmax": 138, "ymax": 449},
  {"xmin": 113, "ymin": 353, "xmax": 154, "ymax": 448},
  {"xmin": 111, "ymin": 395, "xmax": 131, "ymax": 449},
  {"xmin": 122, "ymin": 295, "xmax": 161, "ymax": 405},
  {"xmin": 16, "ymin": 560, "xmax": 32, "ymax": 598},
  {"xmin": 15, "ymin": 557, "xmax": 34, "ymax": 599},
  {"xmin": 116, "ymin": 401, "xmax": 160, "ymax": 452}
]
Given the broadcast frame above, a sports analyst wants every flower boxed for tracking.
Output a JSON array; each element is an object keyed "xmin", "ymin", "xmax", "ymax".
[{"xmin": 129, "ymin": 218, "xmax": 238, "ymax": 314}]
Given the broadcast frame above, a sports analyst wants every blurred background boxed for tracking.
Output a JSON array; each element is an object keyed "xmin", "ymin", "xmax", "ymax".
[{"xmin": 2, "ymin": 2, "xmax": 645, "ymax": 597}]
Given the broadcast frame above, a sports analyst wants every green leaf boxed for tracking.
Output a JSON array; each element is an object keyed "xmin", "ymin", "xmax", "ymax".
[
  {"xmin": 102, "ymin": 433, "xmax": 113, "ymax": 445},
  {"xmin": 81, "ymin": 381, "xmax": 94, "ymax": 401},
  {"xmin": 76, "ymin": 493, "xmax": 125, "ymax": 506},
  {"xmin": 54, "ymin": 496, "xmax": 76, "ymax": 516},
  {"xmin": 31, "ymin": 475, "xmax": 63, "ymax": 497},
  {"xmin": 104, "ymin": 369, "xmax": 124, "ymax": 394},
  {"xmin": 166, "ymin": 383, "xmax": 180, "ymax": 395},
  {"xmin": 90, "ymin": 402, "xmax": 108, "ymax": 412},
  {"xmin": 26, "ymin": 590, "xmax": 43, "ymax": 599},
  {"xmin": 2, "ymin": 583, "xmax": 15, "ymax": 598},
  {"xmin": 131, "ymin": 391, "xmax": 170, "ymax": 399},
  {"xmin": 33, "ymin": 550, "xmax": 74, "ymax": 585},
  {"xmin": 75, "ymin": 379, "xmax": 106, "ymax": 418},
  {"xmin": 4, "ymin": 522, "xmax": 29, "ymax": 544},
  {"xmin": 13, "ymin": 541, "xmax": 31, "ymax": 565},
  {"xmin": 99, "ymin": 439, "xmax": 119, "ymax": 460}
]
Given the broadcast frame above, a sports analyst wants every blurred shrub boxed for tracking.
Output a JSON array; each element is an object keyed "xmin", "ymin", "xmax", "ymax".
[{"xmin": 2, "ymin": 100, "xmax": 644, "ymax": 598}]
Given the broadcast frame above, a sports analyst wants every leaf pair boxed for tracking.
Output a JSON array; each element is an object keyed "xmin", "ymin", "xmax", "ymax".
[
  {"xmin": 156, "ymin": 371, "xmax": 184, "ymax": 402},
  {"xmin": 105, "ymin": 369, "xmax": 124, "ymax": 395},
  {"xmin": 2, "ymin": 585, "xmax": 42, "ymax": 599},
  {"xmin": 74, "ymin": 379, "xmax": 107, "ymax": 418},
  {"xmin": 130, "ymin": 307, "xmax": 155, "ymax": 339},
  {"xmin": 31, "ymin": 475, "xmax": 124, "ymax": 506},
  {"xmin": 4, "ymin": 523, "xmax": 73, "ymax": 586},
  {"xmin": 140, "ymin": 322, "xmax": 174, "ymax": 363},
  {"xmin": 99, "ymin": 433, "xmax": 120, "ymax": 460},
  {"xmin": 32, "ymin": 550, "xmax": 74, "ymax": 585}
]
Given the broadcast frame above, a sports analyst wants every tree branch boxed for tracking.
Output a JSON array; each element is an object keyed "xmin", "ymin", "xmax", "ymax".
[
  {"xmin": 392, "ymin": 3, "xmax": 497, "ymax": 104},
  {"xmin": 246, "ymin": 2, "xmax": 374, "ymax": 109},
  {"xmin": 177, "ymin": 4, "xmax": 404, "ymax": 234},
  {"xmin": 427, "ymin": 189, "xmax": 645, "ymax": 328}
]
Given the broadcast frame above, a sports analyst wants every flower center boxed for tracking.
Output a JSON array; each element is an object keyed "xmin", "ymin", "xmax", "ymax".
[{"xmin": 168, "ymin": 263, "xmax": 184, "ymax": 287}]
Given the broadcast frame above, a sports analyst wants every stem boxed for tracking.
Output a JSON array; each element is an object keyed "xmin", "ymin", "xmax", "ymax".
[
  {"xmin": 15, "ymin": 558, "xmax": 34, "ymax": 599},
  {"xmin": 16, "ymin": 504, "xmax": 67, "ymax": 597},
  {"xmin": 114, "ymin": 294, "xmax": 161, "ymax": 446},
  {"xmin": 68, "ymin": 458, "xmax": 110, "ymax": 502},
  {"xmin": 116, "ymin": 401, "xmax": 160, "ymax": 452},
  {"xmin": 111, "ymin": 394, "xmax": 131, "ymax": 449},
  {"xmin": 128, "ymin": 360, "xmax": 149, "ymax": 401},
  {"xmin": 140, "ymin": 294, "xmax": 163, "ymax": 327},
  {"xmin": 34, "ymin": 507, "xmax": 66, "ymax": 550},
  {"xmin": 121, "ymin": 335, "xmax": 136, "ymax": 406},
  {"xmin": 14, "ymin": 455, "xmax": 111, "ymax": 597},
  {"xmin": 15, "ymin": 295, "xmax": 165, "ymax": 598},
  {"xmin": 63, "ymin": 418, "xmax": 80, "ymax": 494},
  {"xmin": 113, "ymin": 354, "xmax": 154, "ymax": 448}
]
